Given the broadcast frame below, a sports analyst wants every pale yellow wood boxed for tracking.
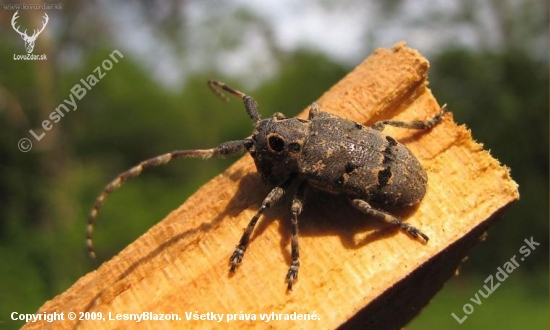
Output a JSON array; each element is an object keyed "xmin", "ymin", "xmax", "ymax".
[{"xmin": 25, "ymin": 43, "xmax": 519, "ymax": 330}]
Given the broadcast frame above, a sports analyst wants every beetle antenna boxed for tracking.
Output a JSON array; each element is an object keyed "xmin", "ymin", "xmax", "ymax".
[
  {"xmin": 208, "ymin": 80, "xmax": 261, "ymax": 123},
  {"xmin": 87, "ymin": 140, "xmax": 247, "ymax": 260}
]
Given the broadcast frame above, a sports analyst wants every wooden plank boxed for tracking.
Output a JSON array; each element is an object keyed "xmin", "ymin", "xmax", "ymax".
[{"xmin": 25, "ymin": 42, "xmax": 519, "ymax": 330}]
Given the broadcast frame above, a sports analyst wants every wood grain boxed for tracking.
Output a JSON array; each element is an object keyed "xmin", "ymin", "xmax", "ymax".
[{"xmin": 25, "ymin": 42, "xmax": 519, "ymax": 330}]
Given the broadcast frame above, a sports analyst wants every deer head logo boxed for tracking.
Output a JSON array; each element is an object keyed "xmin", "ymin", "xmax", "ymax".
[{"xmin": 11, "ymin": 10, "xmax": 49, "ymax": 54}]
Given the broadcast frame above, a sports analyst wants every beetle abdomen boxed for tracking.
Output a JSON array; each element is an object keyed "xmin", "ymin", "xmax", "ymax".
[{"xmin": 300, "ymin": 113, "xmax": 427, "ymax": 206}]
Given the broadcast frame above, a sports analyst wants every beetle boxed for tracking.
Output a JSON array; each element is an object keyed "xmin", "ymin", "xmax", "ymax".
[{"xmin": 86, "ymin": 80, "xmax": 449, "ymax": 290}]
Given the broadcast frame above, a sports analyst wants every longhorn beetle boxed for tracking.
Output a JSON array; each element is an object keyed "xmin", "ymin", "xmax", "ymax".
[{"xmin": 86, "ymin": 80, "xmax": 449, "ymax": 290}]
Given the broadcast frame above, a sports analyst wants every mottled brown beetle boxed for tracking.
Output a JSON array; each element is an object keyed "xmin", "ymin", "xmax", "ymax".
[{"xmin": 87, "ymin": 80, "xmax": 449, "ymax": 290}]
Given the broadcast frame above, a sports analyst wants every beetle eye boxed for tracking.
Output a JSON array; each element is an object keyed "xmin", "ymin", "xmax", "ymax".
[
  {"xmin": 268, "ymin": 135, "xmax": 285, "ymax": 152},
  {"xmin": 288, "ymin": 142, "xmax": 301, "ymax": 153}
]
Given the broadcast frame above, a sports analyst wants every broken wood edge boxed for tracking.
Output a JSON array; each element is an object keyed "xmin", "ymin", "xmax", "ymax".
[{"xmin": 338, "ymin": 203, "xmax": 516, "ymax": 330}]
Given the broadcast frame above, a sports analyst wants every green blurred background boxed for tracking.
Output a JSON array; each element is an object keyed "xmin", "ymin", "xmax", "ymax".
[{"xmin": 0, "ymin": 1, "xmax": 547, "ymax": 329}]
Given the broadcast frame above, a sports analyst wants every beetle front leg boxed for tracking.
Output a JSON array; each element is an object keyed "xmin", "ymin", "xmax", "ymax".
[
  {"xmin": 286, "ymin": 181, "xmax": 306, "ymax": 291},
  {"xmin": 350, "ymin": 199, "xmax": 429, "ymax": 242},
  {"xmin": 230, "ymin": 185, "xmax": 286, "ymax": 272}
]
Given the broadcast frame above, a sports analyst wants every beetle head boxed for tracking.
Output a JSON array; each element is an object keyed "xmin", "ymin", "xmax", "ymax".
[{"xmin": 246, "ymin": 114, "xmax": 309, "ymax": 185}]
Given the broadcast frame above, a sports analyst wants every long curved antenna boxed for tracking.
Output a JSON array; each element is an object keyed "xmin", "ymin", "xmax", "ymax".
[{"xmin": 87, "ymin": 140, "xmax": 247, "ymax": 260}]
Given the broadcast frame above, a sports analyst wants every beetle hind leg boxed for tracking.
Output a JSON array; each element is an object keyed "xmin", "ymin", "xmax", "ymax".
[
  {"xmin": 371, "ymin": 104, "xmax": 449, "ymax": 131},
  {"xmin": 350, "ymin": 199, "xmax": 429, "ymax": 242}
]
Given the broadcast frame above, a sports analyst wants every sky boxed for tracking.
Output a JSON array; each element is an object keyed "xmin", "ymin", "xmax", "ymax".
[{"xmin": 97, "ymin": 0, "xmax": 546, "ymax": 89}]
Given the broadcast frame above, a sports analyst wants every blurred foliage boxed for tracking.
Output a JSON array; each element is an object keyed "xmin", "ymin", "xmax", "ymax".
[{"xmin": 0, "ymin": 1, "xmax": 547, "ymax": 329}]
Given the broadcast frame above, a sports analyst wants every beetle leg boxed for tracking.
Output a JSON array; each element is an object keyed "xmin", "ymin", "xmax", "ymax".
[
  {"xmin": 372, "ymin": 104, "xmax": 448, "ymax": 131},
  {"xmin": 230, "ymin": 183, "xmax": 288, "ymax": 272},
  {"xmin": 286, "ymin": 181, "xmax": 307, "ymax": 291},
  {"xmin": 350, "ymin": 198, "xmax": 429, "ymax": 242}
]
